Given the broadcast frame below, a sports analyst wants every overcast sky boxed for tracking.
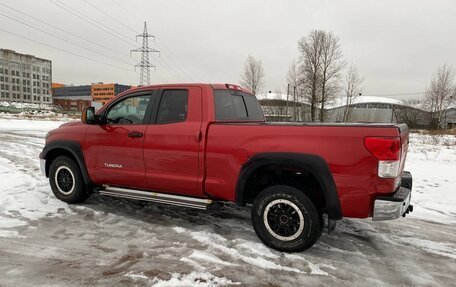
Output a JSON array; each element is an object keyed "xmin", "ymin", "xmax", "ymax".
[{"xmin": 1, "ymin": 0, "xmax": 455, "ymax": 99}]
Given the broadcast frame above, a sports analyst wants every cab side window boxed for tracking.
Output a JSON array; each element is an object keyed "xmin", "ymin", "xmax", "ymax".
[
  {"xmin": 106, "ymin": 94, "xmax": 151, "ymax": 125},
  {"xmin": 156, "ymin": 90, "xmax": 188, "ymax": 124}
]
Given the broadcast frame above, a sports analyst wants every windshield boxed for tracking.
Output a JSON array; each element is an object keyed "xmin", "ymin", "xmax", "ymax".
[{"xmin": 213, "ymin": 89, "xmax": 265, "ymax": 121}]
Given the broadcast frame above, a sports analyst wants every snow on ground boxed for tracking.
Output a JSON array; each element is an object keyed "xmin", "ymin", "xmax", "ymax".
[
  {"xmin": 0, "ymin": 101, "xmax": 55, "ymax": 110},
  {"xmin": 0, "ymin": 111, "xmax": 78, "ymax": 121},
  {"xmin": 405, "ymin": 133, "xmax": 456, "ymax": 224},
  {"xmin": 0, "ymin": 119, "xmax": 455, "ymax": 286}
]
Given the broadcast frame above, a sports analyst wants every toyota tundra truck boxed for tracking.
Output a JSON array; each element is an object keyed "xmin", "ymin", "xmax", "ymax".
[{"xmin": 40, "ymin": 83, "xmax": 413, "ymax": 252}]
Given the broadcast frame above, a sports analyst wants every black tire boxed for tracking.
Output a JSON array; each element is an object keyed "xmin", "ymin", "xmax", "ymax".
[
  {"xmin": 251, "ymin": 185, "xmax": 323, "ymax": 252},
  {"xmin": 49, "ymin": 155, "xmax": 89, "ymax": 204}
]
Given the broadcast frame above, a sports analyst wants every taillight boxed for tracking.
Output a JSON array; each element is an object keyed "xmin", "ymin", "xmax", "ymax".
[{"xmin": 364, "ymin": 137, "xmax": 401, "ymax": 178}]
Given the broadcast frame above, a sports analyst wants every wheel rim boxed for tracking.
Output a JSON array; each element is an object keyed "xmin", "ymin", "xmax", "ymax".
[
  {"xmin": 55, "ymin": 166, "xmax": 75, "ymax": 195},
  {"xmin": 263, "ymin": 199, "xmax": 305, "ymax": 241}
]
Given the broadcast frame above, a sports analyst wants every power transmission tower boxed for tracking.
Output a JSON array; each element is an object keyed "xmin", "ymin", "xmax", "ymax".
[{"xmin": 130, "ymin": 22, "xmax": 159, "ymax": 85}]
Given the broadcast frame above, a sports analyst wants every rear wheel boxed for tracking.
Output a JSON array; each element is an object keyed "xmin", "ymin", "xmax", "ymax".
[
  {"xmin": 49, "ymin": 156, "xmax": 89, "ymax": 203},
  {"xmin": 251, "ymin": 185, "xmax": 323, "ymax": 252}
]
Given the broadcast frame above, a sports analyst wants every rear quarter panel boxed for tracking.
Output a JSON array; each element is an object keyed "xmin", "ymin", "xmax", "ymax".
[{"xmin": 205, "ymin": 123, "xmax": 401, "ymax": 218}]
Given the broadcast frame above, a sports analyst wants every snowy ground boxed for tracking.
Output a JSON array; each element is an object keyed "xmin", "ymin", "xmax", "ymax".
[
  {"xmin": 0, "ymin": 111, "xmax": 78, "ymax": 121},
  {"xmin": 0, "ymin": 119, "xmax": 455, "ymax": 287}
]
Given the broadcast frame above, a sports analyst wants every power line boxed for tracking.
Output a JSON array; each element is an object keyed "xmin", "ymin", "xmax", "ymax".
[
  {"xmin": 149, "ymin": 51, "xmax": 186, "ymax": 82},
  {"xmin": 49, "ymin": 0, "xmax": 136, "ymax": 47},
  {"xmin": 157, "ymin": 37, "xmax": 207, "ymax": 82},
  {"xmin": 53, "ymin": 0, "xmax": 135, "ymax": 44},
  {"xmin": 82, "ymin": 1, "xmax": 185, "ymax": 81},
  {"xmin": 0, "ymin": 28, "xmax": 133, "ymax": 71},
  {"xmin": 0, "ymin": 2, "xmax": 133, "ymax": 61},
  {"xmin": 112, "ymin": 0, "xmax": 143, "ymax": 23},
  {"xmin": 0, "ymin": 3, "xmax": 163, "ymax": 83},
  {"xmin": 105, "ymin": 1, "xmax": 202, "ymax": 82},
  {"xmin": 49, "ymin": 0, "xmax": 192, "ymax": 82},
  {"xmin": 52, "ymin": 0, "xmax": 186, "ymax": 82},
  {"xmin": 83, "ymin": 0, "xmax": 137, "ymax": 33},
  {"xmin": 0, "ymin": 11, "xmax": 134, "ymax": 67},
  {"xmin": 154, "ymin": 38, "xmax": 196, "ymax": 82},
  {"xmin": 93, "ymin": 3, "xmax": 192, "ymax": 81}
]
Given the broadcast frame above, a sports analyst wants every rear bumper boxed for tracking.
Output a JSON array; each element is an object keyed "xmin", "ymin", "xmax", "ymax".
[{"xmin": 373, "ymin": 171, "xmax": 413, "ymax": 221}]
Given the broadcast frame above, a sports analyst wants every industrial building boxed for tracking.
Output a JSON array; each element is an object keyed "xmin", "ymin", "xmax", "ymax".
[
  {"xmin": 52, "ymin": 84, "xmax": 92, "ymax": 112},
  {"xmin": 91, "ymin": 83, "xmax": 131, "ymax": 105},
  {"xmin": 52, "ymin": 84, "xmax": 91, "ymax": 100},
  {"xmin": 325, "ymin": 96, "xmax": 411, "ymax": 123},
  {"xmin": 257, "ymin": 91, "xmax": 454, "ymax": 129},
  {"xmin": 0, "ymin": 49, "xmax": 52, "ymax": 104},
  {"xmin": 52, "ymin": 82, "xmax": 131, "ymax": 111}
]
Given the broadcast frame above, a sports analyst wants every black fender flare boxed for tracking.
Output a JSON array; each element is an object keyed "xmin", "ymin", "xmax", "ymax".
[
  {"xmin": 40, "ymin": 140, "xmax": 92, "ymax": 187},
  {"xmin": 235, "ymin": 152, "xmax": 342, "ymax": 220}
]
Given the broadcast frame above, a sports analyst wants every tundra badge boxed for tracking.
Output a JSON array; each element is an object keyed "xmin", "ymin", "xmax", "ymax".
[{"xmin": 104, "ymin": 163, "xmax": 123, "ymax": 168}]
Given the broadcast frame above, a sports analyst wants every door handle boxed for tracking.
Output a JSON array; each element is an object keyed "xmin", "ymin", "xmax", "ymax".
[{"xmin": 128, "ymin": 131, "xmax": 143, "ymax": 138}]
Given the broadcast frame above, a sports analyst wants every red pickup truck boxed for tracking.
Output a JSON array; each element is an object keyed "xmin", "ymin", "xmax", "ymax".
[{"xmin": 40, "ymin": 83, "xmax": 413, "ymax": 252}]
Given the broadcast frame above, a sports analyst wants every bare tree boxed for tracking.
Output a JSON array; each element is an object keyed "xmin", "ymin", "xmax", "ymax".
[
  {"xmin": 240, "ymin": 55, "xmax": 265, "ymax": 95},
  {"xmin": 319, "ymin": 32, "xmax": 345, "ymax": 122},
  {"xmin": 287, "ymin": 60, "xmax": 304, "ymax": 101},
  {"xmin": 423, "ymin": 64, "xmax": 456, "ymax": 129},
  {"xmin": 298, "ymin": 30, "xmax": 324, "ymax": 121},
  {"xmin": 343, "ymin": 65, "xmax": 363, "ymax": 122},
  {"xmin": 287, "ymin": 61, "xmax": 299, "ymax": 91},
  {"xmin": 297, "ymin": 30, "xmax": 344, "ymax": 122},
  {"xmin": 287, "ymin": 61, "xmax": 305, "ymax": 121}
]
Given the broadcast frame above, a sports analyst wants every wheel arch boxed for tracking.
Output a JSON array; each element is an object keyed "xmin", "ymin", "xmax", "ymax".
[
  {"xmin": 40, "ymin": 140, "xmax": 92, "ymax": 188},
  {"xmin": 235, "ymin": 152, "xmax": 342, "ymax": 220}
]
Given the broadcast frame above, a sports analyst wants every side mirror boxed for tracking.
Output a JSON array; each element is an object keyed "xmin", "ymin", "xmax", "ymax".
[{"xmin": 81, "ymin": 107, "xmax": 95, "ymax": 124}]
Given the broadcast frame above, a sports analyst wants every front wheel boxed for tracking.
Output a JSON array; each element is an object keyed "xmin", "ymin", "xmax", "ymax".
[
  {"xmin": 49, "ymin": 156, "xmax": 89, "ymax": 204},
  {"xmin": 251, "ymin": 185, "xmax": 323, "ymax": 252}
]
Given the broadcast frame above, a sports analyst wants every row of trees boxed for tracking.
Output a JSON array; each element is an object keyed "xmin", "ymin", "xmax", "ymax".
[
  {"xmin": 240, "ymin": 30, "xmax": 363, "ymax": 122},
  {"xmin": 240, "ymin": 31, "xmax": 455, "ymax": 128}
]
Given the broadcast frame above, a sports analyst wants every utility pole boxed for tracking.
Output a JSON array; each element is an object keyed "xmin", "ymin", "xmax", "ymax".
[
  {"xmin": 285, "ymin": 83, "xmax": 290, "ymax": 122},
  {"xmin": 131, "ymin": 22, "xmax": 159, "ymax": 86},
  {"xmin": 293, "ymin": 85, "xmax": 297, "ymax": 121}
]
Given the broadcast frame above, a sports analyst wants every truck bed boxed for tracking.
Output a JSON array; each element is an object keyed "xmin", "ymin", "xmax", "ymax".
[{"xmin": 205, "ymin": 121, "xmax": 409, "ymax": 218}]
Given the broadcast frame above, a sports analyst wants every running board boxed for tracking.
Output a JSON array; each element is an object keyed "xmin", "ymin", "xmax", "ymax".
[{"xmin": 99, "ymin": 185, "xmax": 213, "ymax": 210}]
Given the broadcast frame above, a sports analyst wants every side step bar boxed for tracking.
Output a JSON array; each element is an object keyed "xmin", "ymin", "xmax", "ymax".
[{"xmin": 99, "ymin": 185, "xmax": 213, "ymax": 210}]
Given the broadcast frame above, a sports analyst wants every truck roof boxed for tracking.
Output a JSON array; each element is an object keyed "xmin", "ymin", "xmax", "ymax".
[{"xmin": 125, "ymin": 83, "xmax": 253, "ymax": 96}]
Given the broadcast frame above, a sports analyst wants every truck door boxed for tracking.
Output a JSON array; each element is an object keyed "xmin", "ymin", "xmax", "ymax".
[
  {"xmin": 143, "ymin": 87, "xmax": 203, "ymax": 196},
  {"xmin": 84, "ymin": 91, "xmax": 157, "ymax": 189}
]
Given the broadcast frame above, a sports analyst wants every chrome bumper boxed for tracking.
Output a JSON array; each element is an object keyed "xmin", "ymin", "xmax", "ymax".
[
  {"xmin": 40, "ymin": 159, "xmax": 46, "ymax": 177},
  {"xmin": 373, "ymin": 187, "xmax": 412, "ymax": 221}
]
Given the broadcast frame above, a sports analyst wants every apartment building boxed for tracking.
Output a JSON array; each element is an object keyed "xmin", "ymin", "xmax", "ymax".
[{"xmin": 0, "ymin": 49, "xmax": 52, "ymax": 104}]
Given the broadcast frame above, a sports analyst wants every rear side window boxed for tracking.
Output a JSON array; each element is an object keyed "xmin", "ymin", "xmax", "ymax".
[
  {"xmin": 156, "ymin": 89, "xmax": 188, "ymax": 124},
  {"xmin": 214, "ymin": 90, "xmax": 264, "ymax": 121},
  {"xmin": 215, "ymin": 94, "xmax": 247, "ymax": 120},
  {"xmin": 243, "ymin": 94, "xmax": 265, "ymax": 120}
]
